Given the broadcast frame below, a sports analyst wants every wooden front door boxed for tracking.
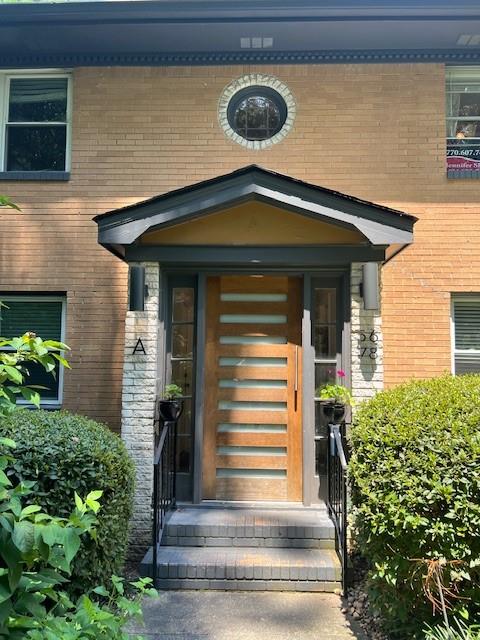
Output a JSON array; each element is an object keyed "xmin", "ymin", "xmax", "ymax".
[{"xmin": 202, "ymin": 275, "xmax": 303, "ymax": 501}]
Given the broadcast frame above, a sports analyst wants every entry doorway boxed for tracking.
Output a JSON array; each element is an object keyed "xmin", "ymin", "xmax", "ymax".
[{"xmin": 163, "ymin": 271, "xmax": 350, "ymax": 506}]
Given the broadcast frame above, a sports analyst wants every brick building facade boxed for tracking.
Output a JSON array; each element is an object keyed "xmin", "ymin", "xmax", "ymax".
[{"xmin": 1, "ymin": 2, "xmax": 479, "ymax": 560}]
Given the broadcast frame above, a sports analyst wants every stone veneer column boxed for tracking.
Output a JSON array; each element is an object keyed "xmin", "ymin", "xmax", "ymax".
[
  {"xmin": 121, "ymin": 262, "xmax": 160, "ymax": 558},
  {"xmin": 350, "ymin": 263, "xmax": 384, "ymax": 404}
]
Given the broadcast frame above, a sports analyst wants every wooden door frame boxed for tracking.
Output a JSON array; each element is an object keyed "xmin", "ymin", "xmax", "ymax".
[{"xmin": 169, "ymin": 268, "xmax": 351, "ymax": 505}]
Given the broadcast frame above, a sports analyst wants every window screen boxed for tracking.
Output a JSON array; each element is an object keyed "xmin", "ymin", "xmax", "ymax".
[
  {"xmin": 452, "ymin": 297, "xmax": 480, "ymax": 374},
  {"xmin": 4, "ymin": 77, "xmax": 68, "ymax": 172},
  {"xmin": 0, "ymin": 297, "xmax": 65, "ymax": 402}
]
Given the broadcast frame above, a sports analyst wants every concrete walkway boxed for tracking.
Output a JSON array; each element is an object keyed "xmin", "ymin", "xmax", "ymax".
[{"xmin": 130, "ymin": 591, "xmax": 367, "ymax": 640}]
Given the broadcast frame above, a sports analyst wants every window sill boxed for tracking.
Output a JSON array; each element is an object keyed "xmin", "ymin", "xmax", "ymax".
[
  {"xmin": 447, "ymin": 170, "xmax": 480, "ymax": 180},
  {"xmin": 22, "ymin": 404, "xmax": 62, "ymax": 411},
  {"xmin": 0, "ymin": 171, "xmax": 70, "ymax": 182}
]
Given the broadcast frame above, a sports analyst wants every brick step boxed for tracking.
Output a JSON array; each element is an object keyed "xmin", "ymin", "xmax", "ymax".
[
  {"xmin": 164, "ymin": 507, "xmax": 335, "ymax": 548},
  {"xmin": 140, "ymin": 546, "xmax": 342, "ymax": 592}
]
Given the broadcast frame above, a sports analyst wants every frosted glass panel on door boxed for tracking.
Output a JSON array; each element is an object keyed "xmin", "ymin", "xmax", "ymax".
[
  {"xmin": 220, "ymin": 293, "xmax": 287, "ymax": 302},
  {"xmin": 219, "ymin": 379, "xmax": 287, "ymax": 388},
  {"xmin": 219, "ymin": 335, "xmax": 287, "ymax": 345},
  {"xmin": 216, "ymin": 468, "xmax": 286, "ymax": 478},
  {"xmin": 219, "ymin": 357, "xmax": 287, "ymax": 367},
  {"xmin": 220, "ymin": 314, "xmax": 287, "ymax": 324},
  {"xmin": 217, "ymin": 423, "xmax": 287, "ymax": 433},
  {"xmin": 217, "ymin": 446, "xmax": 287, "ymax": 456},
  {"xmin": 218, "ymin": 401, "xmax": 287, "ymax": 411}
]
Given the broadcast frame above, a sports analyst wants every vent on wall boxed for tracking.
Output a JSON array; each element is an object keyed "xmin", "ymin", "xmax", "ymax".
[
  {"xmin": 240, "ymin": 37, "xmax": 274, "ymax": 49},
  {"xmin": 457, "ymin": 35, "xmax": 480, "ymax": 46}
]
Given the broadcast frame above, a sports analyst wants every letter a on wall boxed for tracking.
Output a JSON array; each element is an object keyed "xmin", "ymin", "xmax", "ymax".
[{"xmin": 132, "ymin": 338, "xmax": 146, "ymax": 355}]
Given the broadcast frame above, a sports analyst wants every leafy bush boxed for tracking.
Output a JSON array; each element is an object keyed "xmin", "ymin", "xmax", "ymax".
[
  {"xmin": 0, "ymin": 410, "xmax": 135, "ymax": 592},
  {"xmin": 0, "ymin": 436, "xmax": 156, "ymax": 639},
  {"xmin": 349, "ymin": 374, "xmax": 480, "ymax": 638}
]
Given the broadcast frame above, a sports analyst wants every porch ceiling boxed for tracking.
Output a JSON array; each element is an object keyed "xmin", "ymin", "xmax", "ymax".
[{"xmin": 94, "ymin": 165, "xmax": 416, "ymax": 261}]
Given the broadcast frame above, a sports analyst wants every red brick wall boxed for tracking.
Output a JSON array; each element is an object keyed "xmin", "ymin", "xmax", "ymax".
[{"xmin": 0, "ymin": 62, "xmax": 478, "ymax": 427}]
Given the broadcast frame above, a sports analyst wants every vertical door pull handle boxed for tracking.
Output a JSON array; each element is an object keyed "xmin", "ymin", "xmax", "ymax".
[{"xmin": 294, "ymin": 346, "xmax": 299, "ymax": 392}]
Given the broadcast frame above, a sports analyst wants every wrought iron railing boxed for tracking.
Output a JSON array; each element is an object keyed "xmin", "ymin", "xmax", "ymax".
[
  {"xmin": 327, "ymin": 422, "xmax": 349, "ymax": 593},
  {"xmin": 152, "ymin": 416, "xmax": 177, "ymax": 583}
]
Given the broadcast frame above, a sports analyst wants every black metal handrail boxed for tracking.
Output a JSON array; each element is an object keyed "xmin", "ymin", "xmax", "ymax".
[
  {"xmin": 152, "ymin": 416, "xmax": 177, "ymax": 584},
  {"xmin": 327, "ymin": 422, "xmax": 349, "ymax": 593}
]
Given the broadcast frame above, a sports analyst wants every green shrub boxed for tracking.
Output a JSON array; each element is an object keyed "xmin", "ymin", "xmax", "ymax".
[
  {"xmin": 0, "ymin": 409, "xmax": 135, "ymax": 592},
  {"xmin": 349, "ymin": 374, "xmax": 480, "ymax": 638}
]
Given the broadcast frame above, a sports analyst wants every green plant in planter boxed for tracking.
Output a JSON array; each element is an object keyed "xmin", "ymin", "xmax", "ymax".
[
  {"xmin": 161, "ymin": 384, "xmax": 183, "ymax": 400},
  {"xmin": 158, "ymin": 384, "xmax": 184, "ymax": 422},
  {"xmin": 316, "ymin": 370, "xmax": 353, "ymax": 405},
  {"xmin": 316, "ymin": 371, "xmax": 353, "ymax": 423},
  {"xmin": 316, "ymin": 383, "xmax": 354, "ymax": 405}
]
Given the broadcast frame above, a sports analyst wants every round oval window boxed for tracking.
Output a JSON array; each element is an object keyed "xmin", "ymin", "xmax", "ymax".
[{"xmin": 227, "ymin": 86, "xmax": 288, "ymax": 142}]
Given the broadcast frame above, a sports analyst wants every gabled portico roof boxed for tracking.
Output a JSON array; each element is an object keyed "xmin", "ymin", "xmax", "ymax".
[{"xmin": 94, "ymin": 165, "xmax": 416, "ymax": 260}]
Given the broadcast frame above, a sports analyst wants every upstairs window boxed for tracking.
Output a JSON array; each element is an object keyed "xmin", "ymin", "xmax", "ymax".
[
  {"xmin": 451, "ymin": 296, "xmax": 480, "ymax": 374},
  {"xmin": 446, "ymin": 67, "xmax": 480, "ymax": 176},
  {"xmin": 0, "ymin": 73, "xmax": 71, "ymax": 173},
  {"xmin": 0, "ymin": 296, "xmax": 66, "ymax": 405}
]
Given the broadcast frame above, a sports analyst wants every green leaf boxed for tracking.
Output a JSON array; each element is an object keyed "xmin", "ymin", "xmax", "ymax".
[
  {"xmin": 2, "ymin": 365, "xmax": 23, "ymax": 384},
  {"xmin": 0, "ymin": 574, "xmax": 12, "ymax": 605},
  {"xmin": 86, "ymin": 490, "xmax": 103, "ymax": 501},
  {"xmin": 74, "ymin": 492, "xmax": 83, "ymax": 511},
  {"xmin": 0, "ymin": 598, "xmax": 12, "ymax": 626},
  {"xmin": 0, "ymin": 196, "xmax": 21, "ymax": 211},
  {"xmin": 51, "ymin": 352, "xmax": 71, "ymax": 369},
  {"xmin": 41, "ymin": 523, "xmax": 65, "ymax": 547},
  {"xmin": 0, "ymin": 469, "xmax": 11, "ymax": 487},
  {"xmin": 20, "ymin": 505, "xmax": 42, "ymax": 519},
  {"xmin": 92, "ymin": 585, "xmax": 109, "ymax": 597},
  {"xmin": 7, "ymin": 561, "xmax": 22, "ymax": 593},
  {"xmin": 63, "ymin": 528, "xmax": 81, "ymax": 566},
  {"xmin": 111, "ymin": 575, "xmax": 125, "ymax": 595},
  {"xmin": 19, "ymin": 387, "xmax": 41, "ymax": 408},
  {"xmin": 12, "ymin": 521, "xmax": 35, "ymax": 553}
]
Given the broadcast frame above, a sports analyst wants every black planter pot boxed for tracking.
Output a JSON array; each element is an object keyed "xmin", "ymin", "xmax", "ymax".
[
  {"xmin": 321, "ymin": 400, "xmax": 346, "ymax": 424},
  {"xmin": 321, "ymin": 401, "xmax": 335, "ymax": 422},
  {"xmin": 333, "ymin": 402, "xmax": 346, "ymax": 423},
  {"xmin": 158, "ymin": 399, "xmax": 183, "ymax": 422}
]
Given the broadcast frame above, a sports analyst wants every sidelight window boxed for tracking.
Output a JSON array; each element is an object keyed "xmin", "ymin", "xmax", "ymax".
[
  {"xmin": 166, "ymin": 278, "xmax": 197, "ymax": 500},
  {"xmin": 312, "ymin": 281, "xmax": 345, "ymax": 480}
]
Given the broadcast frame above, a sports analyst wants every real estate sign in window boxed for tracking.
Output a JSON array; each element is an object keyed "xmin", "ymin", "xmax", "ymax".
[{"xmin": 447, "ymin": 67, "xmax": 480, "ymax": 174}]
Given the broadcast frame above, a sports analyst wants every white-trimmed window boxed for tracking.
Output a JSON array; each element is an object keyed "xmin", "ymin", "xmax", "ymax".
[
  {"xmin": 451, "ymin": 296, "xmax": 480, "ymax": 374},
  {"xmin": 0, "ymin": 71, "xmax": 71, "ymax": 173},
  {"xmin": 446, "ymin": 67, "xmax": 480, "ymax": 175},
  {"xmin": 0, "ymin": 295, "xmax": 67, "ymax": 405}
]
